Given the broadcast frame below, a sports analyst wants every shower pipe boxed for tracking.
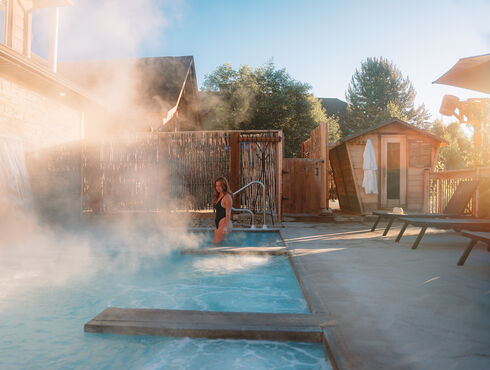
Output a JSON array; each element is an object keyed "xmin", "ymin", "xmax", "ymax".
[{"xmin": 232, "ymin": 180, "xmax": 267, "ymax": 229}]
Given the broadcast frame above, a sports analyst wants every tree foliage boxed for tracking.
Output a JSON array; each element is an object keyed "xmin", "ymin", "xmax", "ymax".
[
  {"xmin": 201, "ymin": 62, "xmax": 340, "ymax": 157},
  {"xmin": 344, "ymin": 57, "xmax": 430, "ymax": 135},
  {"xmin": 430, "ymin": 120, "xmax": 472, "ymax": 170}
]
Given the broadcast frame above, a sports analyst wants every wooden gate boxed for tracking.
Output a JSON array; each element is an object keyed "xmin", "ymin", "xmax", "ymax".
[{"xmin": 282, "ymin": 158, "xmax": 322, "ymax": 214}]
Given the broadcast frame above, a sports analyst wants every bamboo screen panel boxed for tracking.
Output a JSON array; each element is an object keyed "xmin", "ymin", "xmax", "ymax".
[
  {"xmin": 81, "ymin": 130, "xmax": 280, "ymax": 213},
  {"xmin": 166, "ymin": 131, "xmax": 230, "ymax": 210},
  {"xmin": 82, "ymin": 134, "xmax": 163, "ymax": 212},
  {"xmin": 238, "ymin": 131, "xmax": 278, "ymax": 213}
]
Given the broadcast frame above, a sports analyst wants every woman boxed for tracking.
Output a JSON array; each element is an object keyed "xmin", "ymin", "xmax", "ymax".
[{"xmin": 213, "ymin": 177, "xmax": 233, "ymax": 245}]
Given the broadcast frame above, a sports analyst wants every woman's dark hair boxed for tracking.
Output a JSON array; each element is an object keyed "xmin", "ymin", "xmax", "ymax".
[{"xmin": 213, "ymin": 177, "xmax": 232, "ymax": 204}]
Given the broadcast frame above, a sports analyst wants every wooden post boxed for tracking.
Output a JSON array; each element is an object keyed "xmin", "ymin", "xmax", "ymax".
[
  {"xmin": 276, "ymin": 130, "xmax": 283, "ymax": 222},
  {"xmin": 474, "ymin": 167, "xmax": 480, "ymax": 217},
  {"xmin": 159, "ymin": 133, "xmax": 169, "ymax": 210},
  {"xmin": 48, "ymin": 7, "xmax": 60, "ymax": 72},
  {"xmin": 346, "ymin": 142, "xmax": 364, "ymax": 214},
  {"xmin": 422, "ymin": 169, "xmax": 430, "ymax": 213},
  {"xmin": 24, "ymin": 9, "xmax": 33, "ymax": 57},
  {"xmin": 320, "ymin": 122, "xmax": 329, "ymax": 212},
  {"xmin": 436, "ymin": 178, "xmax": 441, "ymax": 213},
  {"xmin": 229, "ymin": 132, "xmax": 240, "ymax": 209},
  {"xmin": 5, "ymin": 0, "xmax": 14, "ymax": 48}
]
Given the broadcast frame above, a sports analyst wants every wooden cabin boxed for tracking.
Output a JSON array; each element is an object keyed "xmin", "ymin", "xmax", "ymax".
[{"xmin": 330, "ymin": 118, "xmax": 446, "ymax": 214}]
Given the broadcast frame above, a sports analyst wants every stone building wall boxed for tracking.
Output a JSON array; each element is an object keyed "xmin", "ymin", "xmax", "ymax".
[{"xmin": 0, "ymin": 75, "xmax": 82, "ymax": 151}]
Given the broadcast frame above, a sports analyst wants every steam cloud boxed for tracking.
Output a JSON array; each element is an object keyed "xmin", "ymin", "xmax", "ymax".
[
  {"xmin": 59, "ymin": 0, "xmax": 175, "ymax": 60},
  {"xmin": 0, "ymin": 0, "xmax": 202, "ymax": 308}
]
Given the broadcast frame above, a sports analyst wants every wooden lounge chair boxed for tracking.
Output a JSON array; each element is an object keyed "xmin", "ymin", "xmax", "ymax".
[
  {"xmin": 458, "ymin": 231, "xmax": 490, "ymax": 266},
  {"xmin": 370, "ymin": 180, "xmax": 479, "ymax": 235},
  {"xmin": 394, "ymin": 217, "xmax": 490, "ymax": 249}
]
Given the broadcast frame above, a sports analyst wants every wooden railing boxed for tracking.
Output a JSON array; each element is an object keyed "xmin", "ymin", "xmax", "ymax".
[{"xmin": 424, "ymin": 167, "xmax": 490, "ymax": 216}]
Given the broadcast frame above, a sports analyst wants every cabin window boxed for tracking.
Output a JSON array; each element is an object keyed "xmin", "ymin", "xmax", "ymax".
[
  {"xmin": 387, "ymin": 142, "xmax": 400, "ymax": 199},
  {"xmin": 0, "ymin": 0, "xmax": 6, "ymax": 44},
  {"xmin": 31, "ymin": 8, "xmax": 50, "ymax": 60},
  {"xmin": 409, "ymin": 141, "xmax": 432, "ymax": 167}
]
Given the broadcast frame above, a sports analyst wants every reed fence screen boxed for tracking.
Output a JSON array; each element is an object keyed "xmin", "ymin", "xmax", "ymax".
[{"xmin": 81, "ymin": 130, "xmax": 281, "ymax": 213}]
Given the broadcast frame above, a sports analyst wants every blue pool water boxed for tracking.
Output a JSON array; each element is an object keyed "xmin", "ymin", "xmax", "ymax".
[
  {"xmin": 194, "ymin": 230, "xmax": 285, "ymax": 247},
  {"xmin": 0, "ymin": 230, "xmax": 330, "ymax": 369}
]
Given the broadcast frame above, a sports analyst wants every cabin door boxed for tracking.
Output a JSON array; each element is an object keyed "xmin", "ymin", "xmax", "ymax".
[{"xmin": 380, "ymin": 135, "xmax": 406, "ymax": 208}]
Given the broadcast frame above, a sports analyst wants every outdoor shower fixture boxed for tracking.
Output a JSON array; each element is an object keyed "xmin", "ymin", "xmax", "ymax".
[
  {"xmin": 440, "ymin": 95, "xmax": 489, "ymax": 123},
  {"xmin": 439, "ymin": 95, "xmax": 489, "ymax": 167},
  {"xmin": 232, "ymin": 180, "xmax": 267, "ymax": 229}
]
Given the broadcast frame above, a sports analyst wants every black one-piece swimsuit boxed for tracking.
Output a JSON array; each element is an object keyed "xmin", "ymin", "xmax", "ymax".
[{"xmin": 214, "ymin": 196, "xmax": 226, "ymax": 229}]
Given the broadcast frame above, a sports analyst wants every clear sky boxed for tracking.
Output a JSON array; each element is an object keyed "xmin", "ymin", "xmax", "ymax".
[{"xmin": 51, "ymin": 0, "xmax": 490, "ymax": 122}]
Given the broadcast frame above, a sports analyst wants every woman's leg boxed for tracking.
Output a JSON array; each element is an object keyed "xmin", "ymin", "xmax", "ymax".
[{"xmin": 213, "ymin": 218, "xmax": 231, "ymax": 244}]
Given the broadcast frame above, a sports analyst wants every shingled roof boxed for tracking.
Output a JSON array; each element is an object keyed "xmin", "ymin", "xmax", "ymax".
[{"xmin": 337, "ymin": 118, "xmax": 446, "ymax": 145}]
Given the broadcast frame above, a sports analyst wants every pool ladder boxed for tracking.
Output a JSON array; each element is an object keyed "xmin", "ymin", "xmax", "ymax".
[{"xmin": 232, "ymin": 180, "xmax": 267, "ymax": 229}]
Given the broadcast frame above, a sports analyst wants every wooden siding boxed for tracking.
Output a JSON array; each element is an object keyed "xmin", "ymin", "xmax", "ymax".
[
  {"xmin": 330, "ymin": 143, "xmax": 361, "ymax": 213},
  {"xmin": 407, "ymin": 167, "xmax": 425, "ymax": 211},
  {"xmin": 282, "ymin": 158, "xmax": 322, "ymax": 214},
  {"xmin": 347, "ymin": 138, "xmax": 378, "ymax": 212},
  {"xmin": 330, "ymin": 121, "xmax": 442, "ymax": 214}
]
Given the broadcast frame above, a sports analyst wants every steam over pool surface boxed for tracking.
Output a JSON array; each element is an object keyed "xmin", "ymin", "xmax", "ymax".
[
  {"xmin": 0, "ymin": 230, "xmax": 330, "ymax": 369},
  {"xmin": 194, "ymin": 230, "xmax": 285, "ymax": 247}
]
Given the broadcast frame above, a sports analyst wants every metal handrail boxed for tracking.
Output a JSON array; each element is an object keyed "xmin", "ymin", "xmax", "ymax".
[{"xmin": 232, "ymin": 180, "xmax": 267, "ymax": 229}]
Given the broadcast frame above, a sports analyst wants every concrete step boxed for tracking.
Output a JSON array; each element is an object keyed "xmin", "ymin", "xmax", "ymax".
[{"xmin": 85, "ymin": 307, "xmax": 331, "ymax": 342}]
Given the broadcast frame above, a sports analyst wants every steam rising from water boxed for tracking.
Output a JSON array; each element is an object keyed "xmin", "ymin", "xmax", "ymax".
[
  {"xmin": 1, "ymin": 0, "xmax": 204, "ymax": 307},
  {"xmin": 0, "ymin": 137, "xmax": 199, "ymax": 306},
  {"xmin": 193, "ymin": 255, "xmax": 270, "ymax": 275},
  {"xmin": 59, "ymin": 0, "xmax": 177, "ymax": 60},
  {"xmin": 0, "ymin": 203, "xmax": 200, "ymax": 305}
]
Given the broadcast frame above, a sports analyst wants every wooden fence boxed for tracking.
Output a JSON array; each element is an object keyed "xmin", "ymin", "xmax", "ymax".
[
  {"xmin": 26, "ymin": 141, "xmax": 82, "ymax": 222},
  {"xmin": 425, "ymin": 167, "xmax": 490, "ymax": 216},
  {"xmin": 298, "ymin": 122, "xmax": 329, "ymax": 211},
  {"xmin": 81, "ymin": 130, "xmax": 282, "ymax": 215}
]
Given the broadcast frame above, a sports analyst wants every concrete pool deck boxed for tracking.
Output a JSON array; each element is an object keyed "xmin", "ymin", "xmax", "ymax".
[{"xmin": 283, "ymin": 219, "xmax": 490, "ymax": 370}]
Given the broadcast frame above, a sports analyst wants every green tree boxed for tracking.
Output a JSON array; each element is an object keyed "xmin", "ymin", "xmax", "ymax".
[
  {"xmin": 430, "ymin": 120, "xmax": 472, "ymax": 170},
  {"xmin": 201, "ymin": 62, "xmax": 340, "ymax": 157},
  {"xmin": 344, "ymin": 57, "xmax": 430, "ymax": 135}
]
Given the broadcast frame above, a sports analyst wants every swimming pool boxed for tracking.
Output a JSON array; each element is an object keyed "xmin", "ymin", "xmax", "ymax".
[{"xmin": 0, "ymin": 230, "xmax": 331, "ymax": 369}]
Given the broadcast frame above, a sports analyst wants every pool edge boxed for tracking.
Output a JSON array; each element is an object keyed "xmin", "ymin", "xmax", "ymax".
[{"xmin": 279, "ymin": 229, "xmax": 341, "ymax": 370}]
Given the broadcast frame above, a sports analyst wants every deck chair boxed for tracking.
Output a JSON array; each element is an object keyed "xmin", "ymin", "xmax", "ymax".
[
  {"xmin": 370, "ymin": 180, "xmax": 479, "ymax": 235},
  {"xmin": 457, "ymin": 231, "xmax": 490, "ymax": 266},
  {"xmin": 394, "ymin": 217, "xmax": 490, "ymax": 250}
]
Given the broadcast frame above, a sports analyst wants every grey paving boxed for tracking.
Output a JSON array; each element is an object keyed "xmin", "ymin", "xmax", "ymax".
[{"xmin": 282, "ymin": 220, "xmax": 490, "ymax": 370}]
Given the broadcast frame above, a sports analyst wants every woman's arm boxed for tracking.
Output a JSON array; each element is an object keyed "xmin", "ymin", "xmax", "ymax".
[{"xmin": 223, "ymin": 194, "xmax": 232, "ymax": 222}]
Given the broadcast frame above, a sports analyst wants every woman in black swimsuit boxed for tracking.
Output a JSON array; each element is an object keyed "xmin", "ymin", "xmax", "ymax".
[{"xmin": 213, "ymin": 177, "xmax": 233, "ymax": 245}]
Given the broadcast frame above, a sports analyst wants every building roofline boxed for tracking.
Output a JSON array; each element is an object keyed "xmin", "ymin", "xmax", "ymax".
[
  {"xmin": 332, "ymin": 118, "xmax": 446, "ymax": 147},
  {"xmin": 0, "ymin": 44, "xmax": 102, "ymax": 110}
]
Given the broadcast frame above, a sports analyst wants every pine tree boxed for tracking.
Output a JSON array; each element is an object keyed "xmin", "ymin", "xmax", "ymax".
[{"xmin": 344, "ymin": 57, "xmax": 429, "ymax": 135}]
